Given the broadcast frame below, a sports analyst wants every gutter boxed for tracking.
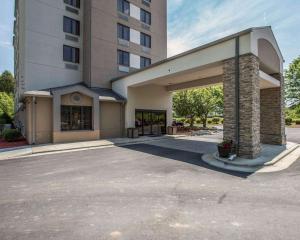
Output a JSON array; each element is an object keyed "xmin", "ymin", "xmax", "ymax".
[
  {"xmin": 32, "ymin": 96, "xmax": 36, "ymax": 144},
  {"xmin": 235, "ymin": 37, "xmax": 240, "ymax": 154}
]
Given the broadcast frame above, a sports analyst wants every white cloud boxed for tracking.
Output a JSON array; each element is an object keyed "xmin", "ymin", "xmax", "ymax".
[
  {"xmin": 0, "ymin": 41, "xmax": 12, "ymax": 48},
  {"xmin": 167, "ymin": 0, "xmax": 293, "ymax": 57}
]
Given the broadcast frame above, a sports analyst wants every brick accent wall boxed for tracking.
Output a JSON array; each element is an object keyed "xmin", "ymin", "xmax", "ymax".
[
  {"xmin": 223, "ymin": 54, "xmax": 261, "ymax": 159},
  {"xmin": 223, "ymin": 58, "xmax": 236, "ymax": 144},
  {"xmin": 260, "ymin": 74, "xmax": 286, "ymax": 145}
]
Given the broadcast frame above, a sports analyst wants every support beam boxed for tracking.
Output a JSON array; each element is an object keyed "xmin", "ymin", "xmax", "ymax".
[{"xmin": 166, "ymin": 75, "xmax": 223, "ymax": 91}]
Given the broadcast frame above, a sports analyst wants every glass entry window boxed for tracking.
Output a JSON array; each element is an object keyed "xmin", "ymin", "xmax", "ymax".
[
  {"xmin": 61, "ymin": 105, "xmax": 92, "ymax": 131},
  {"xmin": 135, "ymin": 110, "xmax": 166, "ymax": 136}
]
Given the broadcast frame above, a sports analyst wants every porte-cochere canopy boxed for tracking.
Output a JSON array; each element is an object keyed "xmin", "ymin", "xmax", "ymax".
[{"xmin": 112, "ymin": 26, "xmax": 285, "ymax": 159}]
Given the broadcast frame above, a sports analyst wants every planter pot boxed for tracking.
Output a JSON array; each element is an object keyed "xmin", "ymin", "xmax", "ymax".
[
  {"xmin": 218, "ymin": 145, "xmax": 232, "ymax": 158},
  {"xmin": 127, "ymin": 128, "xmax": 139, "ymax": 138},
  {"xmin": 167, "ymin": 126, "xmax": 177, "ymax": 135}
]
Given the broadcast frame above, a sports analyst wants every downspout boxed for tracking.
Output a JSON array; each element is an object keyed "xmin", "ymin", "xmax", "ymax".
[
  {"xmin": 32, "ymin": 96, "xmax": 36, "ymax": 144},
  {"xmin": 235, "ymin": 37, "xmax": 240, "ymax": 154}
]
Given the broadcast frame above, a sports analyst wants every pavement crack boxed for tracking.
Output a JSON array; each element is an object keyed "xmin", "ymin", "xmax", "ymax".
[{"xmin": 218, "ymin": 193, "xmax": 227, "ymax": 204}]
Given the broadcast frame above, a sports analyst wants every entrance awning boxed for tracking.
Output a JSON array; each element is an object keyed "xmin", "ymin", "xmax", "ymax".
[{"xmin": 112, "ymin": 26, "xmax": 283, "ymax": 97}]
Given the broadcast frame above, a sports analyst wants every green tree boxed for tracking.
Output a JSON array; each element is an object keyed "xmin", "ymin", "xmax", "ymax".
[
  {"xmin": 0, "ymin": 70, "xmax": 15, "ymax": 94},
  {"xmin": 0, "ymin": 92, "xmax": 14, "ymax": 123},
  {"xmin": 192, "ymin": 86, "xmax": 223, "ymax": 127},
  {"xmin": 173, "ymin": 90, "xmax": 195, "ymax": 126},
  {"xmin": 173, "ymin": 86, "xmax": 223, "ymax": 127},
  {"xmin": 285, "ymin": 56, "xmax": 300, "ymax": 106}
]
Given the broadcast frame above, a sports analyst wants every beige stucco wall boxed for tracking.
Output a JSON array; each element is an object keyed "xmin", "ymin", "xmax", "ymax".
[
  {"xmin": 84, "ymin": 0, "xmax": 167, "ymax": 88},
  {"xmin": 125, "ymin": 84, "xmax": 172, "ymax": 128},
  {"xmin": 53, "ymin": 91, "xmax": 100, "ymax": 143},
  {"xmin": 61, "ymin": 93, "xmax": 93, "ymax": 106},
  {"xmin": 35, "ymin": 97, "xmax": 53, "ymax": 144},
  {"xmin": 53, "ymin": 130, "xmax": 100, "ymax": 144},
  {"xmin": 100, "ymin": 102, "xmax": 124, "ymax": 138},
  {"xmin": 25, "ymin": 98, "xmax": 33, "ymax": 144},
  {"xmin": 25, "ymin": 97, "xmax": 53, "ymax": 144}
]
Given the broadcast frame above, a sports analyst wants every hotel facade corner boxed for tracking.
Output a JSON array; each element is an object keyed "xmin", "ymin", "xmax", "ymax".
[{"xmin": 14, "ymin": 0, "xmax": 285, "ymax": 158}]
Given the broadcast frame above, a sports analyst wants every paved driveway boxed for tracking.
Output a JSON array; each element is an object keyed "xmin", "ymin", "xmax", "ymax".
[{"xmin": 0, "ymin": 137, "xmax": 300, "ymax": 240}]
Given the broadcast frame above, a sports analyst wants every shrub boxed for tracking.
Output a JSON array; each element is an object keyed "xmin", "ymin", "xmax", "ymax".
[
  {"xmin": 285, "ymin": 117, "xmax": 293, "ymax": 126},
  {"xmin": 207, "ymin": 120, "xmax": 212, "ymax": 124},
  {"xmin": 196, "ymin": 119, "xmax": 201, "ymax": 124},
  {"xmin": 2, "ymin": 129, "xmax": 22, "ymax": 142},
  {"xmin": 221, "ymin": 119, "xmax": 224, "ymax": 124},
  {"xmin": 212, "ymin": 117, "xmax": 220, "ymax": 124},
  {"xmin": 295, "ymin": 119, "xmax": 300, "ymax": 125}
]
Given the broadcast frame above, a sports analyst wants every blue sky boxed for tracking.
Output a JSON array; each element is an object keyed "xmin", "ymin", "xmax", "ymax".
[{"xmin": 1, "ymin": 0, "xmax": 300, "ymax": 74}]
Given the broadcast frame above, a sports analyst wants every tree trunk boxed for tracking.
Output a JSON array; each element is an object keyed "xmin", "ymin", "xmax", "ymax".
[
  {"xmin": 202, "ymin": 114, "xmax": 208, "ymax": 128},
  {"xmin": 202, "ymin": 118, "xmax": 206, "ymax": 128},
  {"xmin": 189, "ymin": 117, "xmax": 195, "ymax": 127}
]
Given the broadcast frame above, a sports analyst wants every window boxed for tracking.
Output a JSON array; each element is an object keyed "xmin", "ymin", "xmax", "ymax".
[
  {"xmin": 141, "ymin": 32, "xmax": 151, "ymax": 48},
  {"xmin": 141, "ymin": 9, "xmax": 151, "ymax": 25},
  {"xmin": 140, "ymin": 56, "xmax": 151, "ymax": 68},
  {"xmin": 64, "ymin": 16, "xmax": 80, "ymax": 36},
  {"xmin": 117, "ymin": 24, "xmax": 130, "ymax": 41},
  {"xmin": 118, "ymin": 0, "xmax": 130, "ymax": 15},
  {"xmin": 118, "ymin": 50, "xmax": 130, "ymax": 66},
  {"xmin": 64, "ymin": 0, "xmax": 80, "ymax": 8},
  {"xmin": 63, "ymin": 45, "xmax": 80, "ymax": 63},
  {"xmin": 61, "ymin": 106, "xmax": 92, "ymax": 131}
]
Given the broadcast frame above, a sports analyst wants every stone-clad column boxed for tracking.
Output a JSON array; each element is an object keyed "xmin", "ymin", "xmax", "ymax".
[
  {"xmin": 223, "ymin": 54, "xmax": 261, "ymax": 159},
  {"xmin": 260, "ymin": 74, "xmax": 286, "ymax": 145}
]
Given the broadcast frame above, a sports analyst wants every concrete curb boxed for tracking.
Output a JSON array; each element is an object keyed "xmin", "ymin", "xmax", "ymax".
[
  {"xmin": 0, "ymin": 135, "xmax": 187, "ymax": 161},
  {"xmin": 202, "ymin": 144, "xmax": 300, "ymax": 173},
  {"xmin": 213, "ymin": 143, "xmax": 299, "ymax": 167},
  {"xmin": 0, "ymin": 147, "xmax": 33, "ymax": 161}
]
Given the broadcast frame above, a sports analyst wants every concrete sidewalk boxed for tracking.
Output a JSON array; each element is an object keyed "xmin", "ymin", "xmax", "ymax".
[{"xmin": 0, "ymin": 135, "xmax": 187, "ymax": 160}]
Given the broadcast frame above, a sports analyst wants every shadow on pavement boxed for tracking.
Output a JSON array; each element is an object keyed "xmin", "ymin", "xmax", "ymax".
[{"xmin": 121, "ymin": 143, "xmax": 251, "ymax": 178}]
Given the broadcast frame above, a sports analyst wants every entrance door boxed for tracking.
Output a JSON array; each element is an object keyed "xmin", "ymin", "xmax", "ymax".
[{"xmin": 135, "ymin": 110, "xmax": 167, "ymax": 136}]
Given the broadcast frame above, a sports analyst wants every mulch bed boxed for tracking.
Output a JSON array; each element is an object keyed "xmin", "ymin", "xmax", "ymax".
[{"xmin": 0, "ymin": 139, "xmax": 28, "ymax": 149}]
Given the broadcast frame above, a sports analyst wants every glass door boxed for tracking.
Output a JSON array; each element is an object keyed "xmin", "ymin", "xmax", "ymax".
[
  {"xmin": 135, "ymin": 110, "xmax": 167, "ymax": 136},
  {"xmin": 135, "ymin": 111, "xmax": 143, "ymax": 135},
  {"xmin": 142, "ymin": 111, "xmax": 152, "ymax": 135}
]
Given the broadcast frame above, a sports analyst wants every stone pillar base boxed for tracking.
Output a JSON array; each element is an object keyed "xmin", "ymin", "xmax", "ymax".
[
  {"xmin": 238, "ymin": 143, "xmax": 261, "ymax": 159},
  {"xmin": 261, "ymin": 133, "xmax": 286, "ymax": 145}
]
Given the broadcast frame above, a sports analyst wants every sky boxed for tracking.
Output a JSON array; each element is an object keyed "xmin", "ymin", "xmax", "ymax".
[{"xmin": 0, "ymin": 0, "xmax": 300, "ymax": 74}]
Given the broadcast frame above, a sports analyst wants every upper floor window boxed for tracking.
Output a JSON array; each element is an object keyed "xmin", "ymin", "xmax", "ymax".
[
  {"xmin": 64, "ymin": 0, "xmax": 80, "ymax": 8},
  {"xmin": 63, "ymin": 45, "xmax": 80, "ymax": 63},
  {"xmin": 118, "ymin": 23, "xmax": 130, "ymax": 41},
  {"xmin": 64, "ymin": 16, "xmax": 80, "ymax": 36},
  {"xmin": 118, "ymin": 50, "xmax": 130, "ymax": 66},
  {"xmin": 141, "ymin": 9, "xmax": 151, "ymax": 25},
  {"xmin": 141, "ymin": 32, "xmax": 151, "ymax": 48},
  {"xmin": 118, "ymin": 0, "xmax": 130, "ymax": 15},
  {"xmin": 140, "ymin": 56, "xmax": 151, "ymax": 68}
]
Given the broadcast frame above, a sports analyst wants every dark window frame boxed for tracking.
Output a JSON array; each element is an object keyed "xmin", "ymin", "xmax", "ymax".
[
  {"xmin": 118, "ymin": 0, "xmax": 130, "ymax": 15},
  {"xmin": 64, "ymin": 0, "xmax": 80, "ymax": 9},
  {"xmin": 141, "ymin": 9, "xmax": 151, "ymax": 25},
  {"xmin": 63, "ymin": 16, "xmax": 80, "ymax": 36},
  {"xmin": 140, "ymin": 56, "xmax": 151, "ymax": 68},
  {"xmin": 140, "ymin": 32, "xmax": 151, "ymax": 48},
  {"xmin": 61, "ymin": 105, "xmax": 92, "ymax": 131},
  {"xmin": 117, "ymin": 23, "xmax": 130, "ymax": 41},
  {"xmin": 118, "ymin": 50, "xmax": 130, "ymax": 67},
  {"xmin": 63, "ymin": 45, "xmax": 80, "ymax": 63}
]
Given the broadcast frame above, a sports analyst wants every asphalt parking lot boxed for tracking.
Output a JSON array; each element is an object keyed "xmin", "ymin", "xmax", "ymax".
[{"xmin": 0, "ymin": 135, "xmax": 300, "ymax": 240}]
